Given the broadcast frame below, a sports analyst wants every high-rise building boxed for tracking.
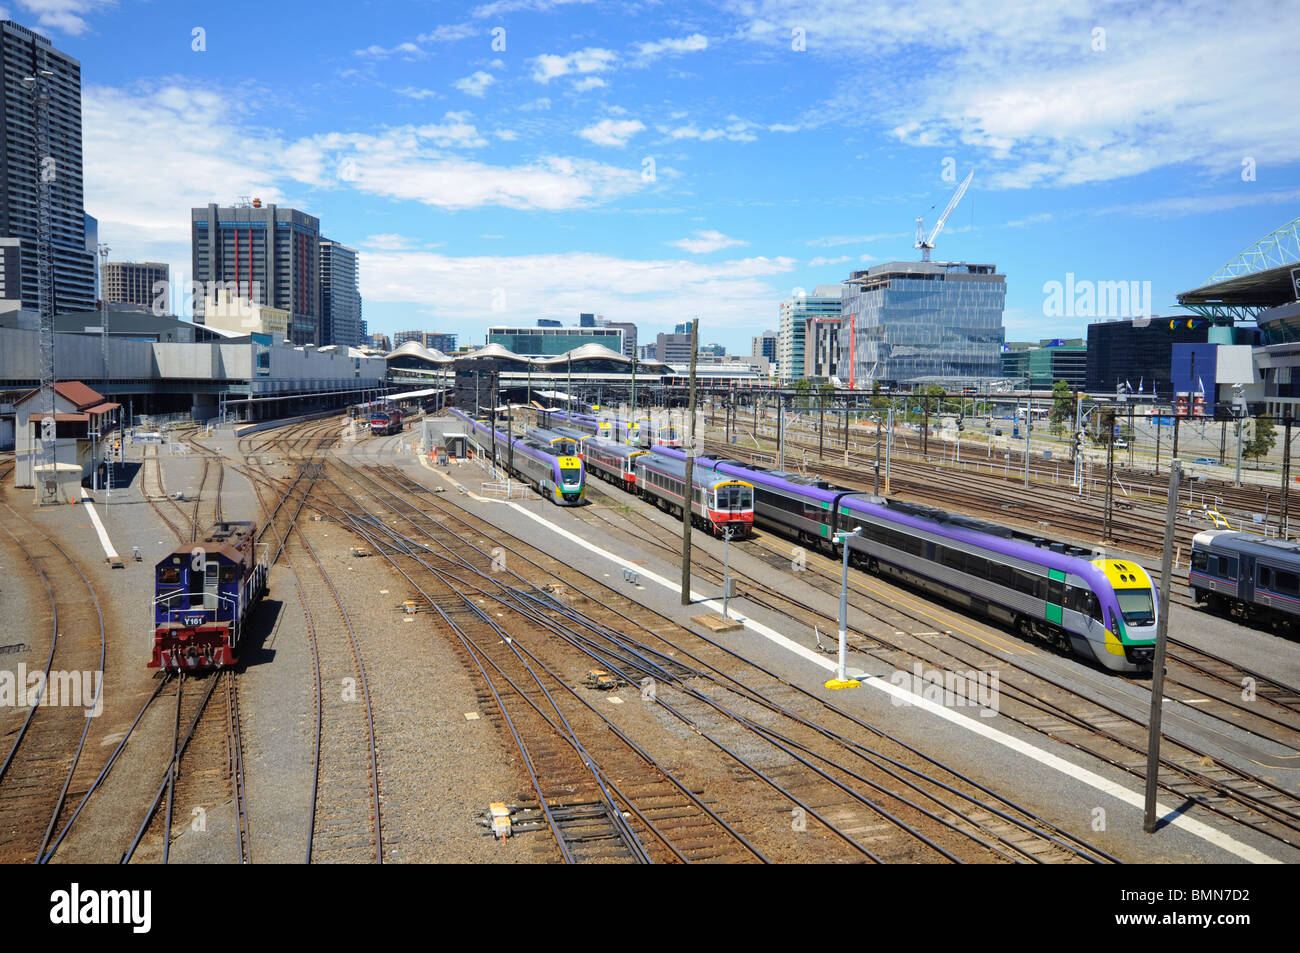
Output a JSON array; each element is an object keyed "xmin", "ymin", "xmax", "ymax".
[
  {"xmin": 393, "ymin": 330, "xmax": 420, "ymax": 347},
  {"xmin": 604, "ymin": 321, "xmax": 637, "ymax": 359},
  {"xmin": 537, "ymin": 318, "xmax": 562, "ymax": 327},
  {"xmin": 191, "ymin": 201, "xmax": 321, "ymax": 345},
  {"xmin": 0, "ymin": 21, "xmax": 96, "ymax": 313},
  {"xmin": 580, "ymin": 312, "xmax": 596, "ymax": 327},
  {"xmin": 805, "ymin": 316, "xmax": 842, "ymax": 380},
  {"xmin": 752, "ymin": 330, "xmax": 777, "ymax": 362},
  {"xmin": 488, "ymin": 325, "xmax": 622, "ymax": 356},
  {"xmin": 421, "ymin": 332, "xmax": 457, "ymax": 353},
  {"xmin": 840, "ymin": 262, "xmax": 1005, "ymax": 386},
  {"xmin": 102, "ymin": 261, "xmax": 169, "ymax": 309},
  {"xmin": 370, "ymin": 332, "xmax": 391, "ymax": 351},
  {"xmin": 655, "ymin": 331, "xmax": 694, "ymax": 363},
  {"xmin": 779, "ymin": 287, "xmax": 841, "ymax": 382},
  {"xmin": 1086, "ymin": 319, "xmax": 1210, "ymax": 396},
  {"xmin": 319, "ymin": 239, "xmax": 361, "ymax": 347}
]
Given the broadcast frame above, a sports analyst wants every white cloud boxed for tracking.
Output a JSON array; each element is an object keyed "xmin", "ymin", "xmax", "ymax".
[
  {"xmin": 361, "ymin": 248, "xmax": 797, "ymax": 334},
  {"xmin": 734, "ymin": 0, "xmax": 1300, "ymax": 187},
  {"xmin": 82, "ymin": 81, "xmax": 650, "ymax": 296},
  {"xmin": 571, "ymin": 76, "xmax": 607, "ymax": 92},
  {"xmin": 531, "ymin": 47, "xmax": 617, "ymax": 83},
  {"xmin": 805, "ymin": 233, "xmax": 904, "ymax": 247},
  {"xmin": 394, "ymin": 86, "xmax": 439, "ymax": 100},
  {"xmin": 660, "ymin": 120, "xmax": 759, "ymax": 143},
  {"xmin": 809, "ymin": 255, "xmax": 851, "ymax": 266},
  {"xmin": 1003, "ymin": 212, "xmax": 1053, "ymax": 228},
  {"xmin": 356, "ymin": 22, "xmax": 475, "ymax": 57},
  {"xmin": 579, "ymin": 119, "xmax": 645, "ymax": 148},
  {"xmin": 493, "ymin": 128, "xmax": 519, "ymax": 141},
  {"xmin": 633, "ymin": 33, "xmax": 708, "ymax": 63},
  {"xmin": 354, "ymin": 41, "xmax": 425, "ymax": 59},
  {"xmin": 454, "ymin": 71, "xmax": 496, "ymax": 97},
  {"xmin": 1114, "ymin": 187, "xmax": 1300, "ymax": 219},
  {"xmin": 668, "ymin": 230, "xmax": 749, "ymax": 254},
  {"xmin": 417, "ymin": 23, "xmax": 477, "ymax": 42},
  {"xmin": 364, "ymin": 234, "xmax": 417, "ymax": 250},
  {"xmin": 473, "ymin": 0, "xmax": 594, "ymax": 16},
  {"xmin": 18, "ymin": 0, "xmax": 112, "ymax": 35}
]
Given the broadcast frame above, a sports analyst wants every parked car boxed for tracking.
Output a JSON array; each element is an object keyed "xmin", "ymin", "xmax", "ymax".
[{"xmin": 1192, "ymin": 457, "xmax": 1218, "ymax": 465}]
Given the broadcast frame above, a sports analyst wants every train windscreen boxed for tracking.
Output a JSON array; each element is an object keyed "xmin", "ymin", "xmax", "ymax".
[
  {"xmin": 715, "ymin": 484, "xmax": 752, "ymax": 510},
  {"xmin": 1116, "ymin": 589, "xmax": 1155, "ymax": 625},
  {"xmin": 558, "ymin": 457, "xmax": 583, "ymax": 488}
]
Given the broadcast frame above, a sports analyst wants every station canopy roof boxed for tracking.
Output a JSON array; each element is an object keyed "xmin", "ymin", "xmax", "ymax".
[
  {"xmin": 454, "ymin": 341, "xmax": 671, "ymax": 373},
  {"xmin": 386, "ymin": 340, "xmax": 453, "ymax": 364},
  {"xmin": 1177, "ymin": 262, "xmax": 1299, "ymax": 314}
]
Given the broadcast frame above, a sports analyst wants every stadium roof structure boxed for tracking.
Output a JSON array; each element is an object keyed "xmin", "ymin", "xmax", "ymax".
[{"xmin": 1178, "ymin": 215, "xmax": 1300, "ymax": 322}]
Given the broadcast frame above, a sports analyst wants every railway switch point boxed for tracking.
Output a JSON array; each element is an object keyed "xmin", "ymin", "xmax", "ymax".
[{"xmin": 488, "ymin": 803, "xmax": 512, "ymax": 839}]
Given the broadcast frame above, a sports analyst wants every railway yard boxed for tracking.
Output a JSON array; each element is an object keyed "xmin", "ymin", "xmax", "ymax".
[{"xmin": 1, "ymin": 409, "xmax": 1298, "ymax": 868}]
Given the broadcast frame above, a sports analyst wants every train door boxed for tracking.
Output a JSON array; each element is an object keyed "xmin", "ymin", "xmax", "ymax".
[
  {"xmin": 1046, "ymin": 570, "xmax": 1066, "ymax": 626},
  {"xmin": 1239, "ymin": 555, "xmax": 1255, "ymax": 603},
  {"xmin": 204, "ymin": 558, "xmax": 221, "ymax": 609}
]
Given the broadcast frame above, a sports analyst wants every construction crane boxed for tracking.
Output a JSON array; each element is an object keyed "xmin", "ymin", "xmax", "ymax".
[{"xmin": 915, "ymin": 169, "xmax": 973, "ymax": 262}]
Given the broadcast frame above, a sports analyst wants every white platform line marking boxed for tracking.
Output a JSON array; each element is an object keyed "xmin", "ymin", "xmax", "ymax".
[
  {"xmin": 79, "ymin": 488, "xmax": 120, "ymax": 562},
  {"xmin": 504, "ymin": 498, "xmax": 1282, "ymax": 865}
]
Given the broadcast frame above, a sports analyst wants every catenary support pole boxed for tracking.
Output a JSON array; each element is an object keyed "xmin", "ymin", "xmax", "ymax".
[{"xmin": 1143, "ymin": 462, "xmax": 1181, "ymax": 833}]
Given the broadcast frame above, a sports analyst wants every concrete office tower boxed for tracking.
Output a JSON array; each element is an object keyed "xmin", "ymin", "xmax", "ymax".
[
  {"xmin": 0, "ymin": 21, "xmax": 95, "ymax": 313},
  {"xmin": 191, "ymin": 201, "xmax": 321, "ymax": 345},
  {"xmin": 103, "ymin": 261, "xmax": 169, "ymax": 308},
  {"xmin": 319, "ymin": 238, "xmax": 361, "ymax": 347}
]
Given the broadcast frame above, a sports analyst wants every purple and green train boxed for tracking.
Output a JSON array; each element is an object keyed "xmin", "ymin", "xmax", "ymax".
[{"xmin": 651, "ymin": 446, "xmax": 1158, "ymax": 673}]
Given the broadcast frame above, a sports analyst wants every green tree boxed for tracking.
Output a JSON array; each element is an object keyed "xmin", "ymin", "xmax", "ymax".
[
  {"xmin": 794, "ymin": 378, "xmax": 812, "ymax": 410},
  {"xmin": 818, "ymin": 381, "xmax": 835, "ymax": 406},
  {"xmin": 1049, "ymin": 381, "xmax": 1072, "ymax": 435},
  {"xmin": 1246, "ymin": 414, "xmax": 1276, "ymax": 462},
  {"xmin": 868, "ymin": 379, "xmax": 888, "ymax": 410}
]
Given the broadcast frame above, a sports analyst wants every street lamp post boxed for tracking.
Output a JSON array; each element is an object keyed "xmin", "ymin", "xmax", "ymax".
[{"xmin": 825, "ymin": 526, "xmax": 863, "ymax": 689}]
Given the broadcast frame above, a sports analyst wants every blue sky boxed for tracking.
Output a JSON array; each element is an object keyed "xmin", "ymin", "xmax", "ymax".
[{"xmin": 27, "ymin": 0, "xmax": 1300, "ymax": 351}]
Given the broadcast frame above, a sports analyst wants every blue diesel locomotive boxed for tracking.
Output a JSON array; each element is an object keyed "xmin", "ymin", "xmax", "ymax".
[{"xmin": 150, "ymin": 521, "xmax": 268, "ymax": 673}]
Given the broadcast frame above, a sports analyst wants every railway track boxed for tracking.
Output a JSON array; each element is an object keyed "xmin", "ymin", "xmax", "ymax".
[
  {"xmin": 570, "ymin": 472, "xmax": 1300, "ymax": 854},
  {"xmin": 242, "ymin": 416, "xmax": 386, "ymax": 863},
  {"xmin": 0, "ymin": 503, "xmax": 108, "ymax": 864},
  {"xmin": 296, "ymin": 456, "xmax": 1118, "ymax": 863}
]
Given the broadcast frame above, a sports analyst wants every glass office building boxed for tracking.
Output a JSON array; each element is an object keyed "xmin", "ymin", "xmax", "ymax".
[
  {"xmin": 487, "ymin": 325, "xmax": 622, "ymax": 356},
  {"xmin": 840, "ymin": 262, "xmax": 1005, "ymax": 386}
]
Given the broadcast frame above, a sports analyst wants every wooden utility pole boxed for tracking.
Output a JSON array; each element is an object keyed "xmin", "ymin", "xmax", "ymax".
[{"xmin": 680, "ymin": 319, "xmax": 699, "ymax": 606}]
